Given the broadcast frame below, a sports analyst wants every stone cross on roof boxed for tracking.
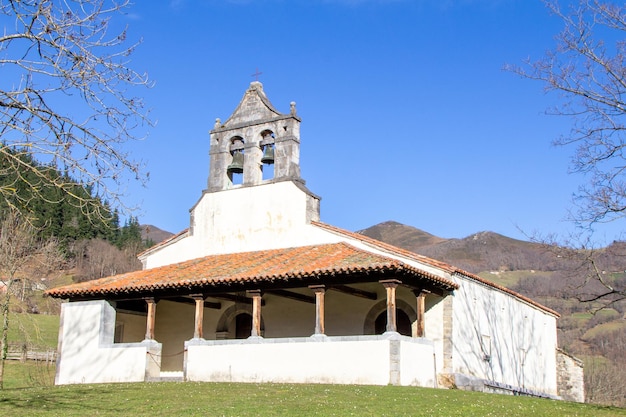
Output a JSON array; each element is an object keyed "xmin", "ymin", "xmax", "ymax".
[{"xmin": 251, "ymin": 68, "xmax": 263, "ymax": 81}]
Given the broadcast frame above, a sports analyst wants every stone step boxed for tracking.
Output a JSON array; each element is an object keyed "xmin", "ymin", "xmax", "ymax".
[{"xmin": 156, "ymin": 371, "xmax": 184, "ymax": 382}]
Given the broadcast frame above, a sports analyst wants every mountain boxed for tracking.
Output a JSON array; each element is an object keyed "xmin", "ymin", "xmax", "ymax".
[
  {"xmin": 357, "ymin": 221, "xmax": 567, "ymax": 274},
  {"xmin": 140, "ymin": 224, "xmax": 174, "ymax": 245},
  {"xmin": 356, "ymin": 220, "xmax": 446, "ymax": 249}
]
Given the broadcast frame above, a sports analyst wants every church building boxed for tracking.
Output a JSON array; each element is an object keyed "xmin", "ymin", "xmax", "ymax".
[{"xmin": 46, "ymin": 82, "xmax": 583, "ymax": 401}]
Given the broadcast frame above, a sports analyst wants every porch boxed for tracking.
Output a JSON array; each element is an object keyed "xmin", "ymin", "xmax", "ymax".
[{"xmin": 49, "ymin": 243, "xmax": 457, "ymax": 386}]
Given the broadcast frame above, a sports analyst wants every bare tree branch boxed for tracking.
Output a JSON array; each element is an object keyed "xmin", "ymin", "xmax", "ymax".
[
  {"xmin": 0, "ymin": 0, "xmax": 152, "ymax": 222},
  {"xmin": 506, "ymin": 0, "xmax": 626, "ymax": 228}
]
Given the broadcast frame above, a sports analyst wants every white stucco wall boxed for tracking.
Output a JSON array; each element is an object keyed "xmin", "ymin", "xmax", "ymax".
[
  {"xmin": 141, "ymin": 180, "xmax": 453, "ymax": 290},
  {"xmin": 185, "ymin": 335, "xmax": 435, "ymax": 386},
  {"xmin": 450, "ymin": 277, "xmax": 558, "ymax": 395},
  {"xmin": 56, "ymin": 300, "xmax": 161, "ymax": 385},
  {"xmin": 142, "ymin": 181, "xmax": 334, "ymax": 269},
  {"xmin": 424, "ymin": 295, "xmax": 445, "ymax": 376}
]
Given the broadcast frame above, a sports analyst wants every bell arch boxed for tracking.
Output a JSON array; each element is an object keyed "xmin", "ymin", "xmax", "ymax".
[
  {"xmin": 260, "ymin": 129, "xmax": 275, "ymax": 180},
  {"xmin": 227, "ymin": 136, "xmax": 245, "ymax": 185},
  {"xmin": 363, "ymin": 299, "xmax": 416, "ymax": 336}
]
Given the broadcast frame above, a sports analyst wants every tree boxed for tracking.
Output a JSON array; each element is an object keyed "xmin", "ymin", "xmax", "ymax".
[
  {"xmin": 0, "ymin": 209, "xmax": 61, "ymax": 389},
  {"xmin": 507, "ymin": 0, "xmax": 626, "ymax": 306},
  {"xmin": 0, "ymin": 0, "xmax": 151, "ymax": 222}
]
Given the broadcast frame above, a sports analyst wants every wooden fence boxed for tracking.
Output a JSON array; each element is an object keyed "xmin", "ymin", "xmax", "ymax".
[{"xmin": 6, "ymin": 343, "xmax": 57, "ymax": 363}]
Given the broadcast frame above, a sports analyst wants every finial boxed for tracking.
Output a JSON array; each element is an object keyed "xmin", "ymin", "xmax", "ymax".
[
  {"xmin": 290, "ymin": 101, "xmax": 297, "ymax": 115},
  {"xmin": 251, "ymin": 68, "xmax": 263, "ymax": 82},
  {"xmin": 214, "ymin": 118, "xmax": 221, "ymax": 129}
]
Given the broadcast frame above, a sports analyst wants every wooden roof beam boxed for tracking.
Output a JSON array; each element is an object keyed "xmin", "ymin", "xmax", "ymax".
[
  {"xmin": 400, "ymin": 282, "xmax": 444, "ymax": 297},
  {"xmin": 209, "ymin": 293, "xmax": 265, "ymax": 306},
  {"xmin": 165, "ymin": 296, "xmax": 222, "ymax": 310},
  {"xmin": 329, "ymin": 284, "xmax": 377, "ymax": 300},
  {"xmin": 266, "ymin": 289, "xmax": 315, "ymax": 304}
]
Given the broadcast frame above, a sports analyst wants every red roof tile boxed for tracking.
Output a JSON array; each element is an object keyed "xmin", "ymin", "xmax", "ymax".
[{"xmin": 46, "ymin": 242, "xmax": 458, "ymax": 299}]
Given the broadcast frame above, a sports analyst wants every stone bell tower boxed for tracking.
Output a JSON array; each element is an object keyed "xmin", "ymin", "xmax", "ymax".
[
  {"xmin": 208, "ymin": 81, "xmax": 302, "ymax": 192},
  {"xmin": 142, "ymin": 82, "xmax": 320, "ymax": 264}
]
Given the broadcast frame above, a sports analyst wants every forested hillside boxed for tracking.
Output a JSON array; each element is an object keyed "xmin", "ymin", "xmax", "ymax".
[
  {"xmin": 0, "ymin": 148, "xmax": 152, "ymax": 299},
  {"xmin": 0, "ymin": 148, "xmax": 151, "ymax": 250}
]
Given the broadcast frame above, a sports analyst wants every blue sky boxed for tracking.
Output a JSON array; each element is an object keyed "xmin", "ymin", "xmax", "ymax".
[{"xmin": 119, "ymin": 0, "xmax": 624, "ymax": 245}]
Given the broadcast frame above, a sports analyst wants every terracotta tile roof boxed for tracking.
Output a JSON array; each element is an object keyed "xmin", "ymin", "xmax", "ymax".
[
  {"xmin": 46, "ymin": 242, "xmax": 458, "ymax": 299},
  {"xmin": 312, "ymin": 221, "xmax": 560, "ymax": 317}
]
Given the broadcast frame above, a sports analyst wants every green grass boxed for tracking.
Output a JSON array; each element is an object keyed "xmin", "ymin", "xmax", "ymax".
[
  {"xmin": 0, "ymin": 381, "xmax": 623, "ymax": 416},
  {"xmin": 3, "ymin": 361, "xmax": 55, "ymax": 389},
  {"xmin": 594, "ymin": 308, "xmax": 620, "ymax": 317},
  {"xmin": 477, "ymin": 270, "xmax": 552, "ymax": 289},
  {"xmin": 7, "ymin": 313, "xmax": 59, "ymax": 349},
  {"xmin": 582, "ymin": 320, "xmax": 626, "ymax": 340}
]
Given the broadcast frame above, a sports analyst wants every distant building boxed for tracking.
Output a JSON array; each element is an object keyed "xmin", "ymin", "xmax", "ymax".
[{"xmin": 47, "ymin": 82, "xmax": 583, "ymax": 402}]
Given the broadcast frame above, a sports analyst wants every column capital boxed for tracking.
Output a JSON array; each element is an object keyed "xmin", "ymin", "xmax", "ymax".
[
  {"xmin": 412, "ymin": 288, "xmax": 431, "ymax": 297},
  {"xmin": 308, "ymin": 284, "xmax": 326, "ymax": 292},
  {"xmin": 190, "ymin": 293, "xmax": 206, "ymax": 301},
  {"xmin": 380, "ymin": 279, "xmax": 402, "ymax": 288},
  {"xmin": 246, "ymin": 289, "xmax": 263, "ymax": 297}
]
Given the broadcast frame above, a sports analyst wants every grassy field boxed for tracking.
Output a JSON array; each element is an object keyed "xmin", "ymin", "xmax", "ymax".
[
  {"xmin": 3, "ymin": 361, "xmax": 55, "ymax": 389},
  {"xmin": 477, "ymin": 270, "xmax": 552, "ymax": 289},
  {"xmin": 0, "ymin": 379, "xmax": 624, "ymax": 417},
  {"xmin": 7, "ymin": 312, "xmax": 59, "ymax": 350}
]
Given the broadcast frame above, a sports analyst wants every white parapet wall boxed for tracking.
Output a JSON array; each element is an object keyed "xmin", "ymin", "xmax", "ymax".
[
  {"xmin": 185, "ymin": 333, "xmax": 436, "ymax": 387},
  {"xmin": 55, "ymin": 300, "xmax": 162, "ymax": 385}
]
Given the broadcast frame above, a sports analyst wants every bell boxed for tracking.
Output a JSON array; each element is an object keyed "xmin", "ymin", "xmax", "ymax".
[
  {"xmin": 261, "ymin": 145, "xmax": 274, "ymax": 164},
  {"xmin": 227, "ymin": 150, "xmax": 244, "ymax": 174}
]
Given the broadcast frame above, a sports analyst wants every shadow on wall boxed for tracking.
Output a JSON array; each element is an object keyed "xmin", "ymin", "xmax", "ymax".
[{"xmin": 450, "ymin": 282, "xmax": 554, "ymax": 394}]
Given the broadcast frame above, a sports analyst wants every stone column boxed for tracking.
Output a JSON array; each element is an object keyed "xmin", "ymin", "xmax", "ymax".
[
  {"xmin": 309, "ymin": 285, "xmax": 326, "ymax": 335},
  {"xmin": 247, "ymin": 290, "xmax": 263, "ymax": 337},
  {"xmin": 144, "ymin": 297, "xmax": 157, "ymax": 340},
  {"xmin": 243, "ymin": 141, "xmax": 262, "ymax": 186},
  {"xmin": 192, "ymin": 294, "xmax": 205, "ymax": 339},
  {"xmin": 413, "ymin": 289, "xmax": 427, "ymax": 338},
  {"xmin": 381, "ymin": 280, "xmax": 401, "ymax": 333}
]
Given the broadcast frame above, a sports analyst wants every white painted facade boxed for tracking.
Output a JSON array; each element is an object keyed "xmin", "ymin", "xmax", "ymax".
[
  {"xmin": 55, "ymin": 300, "xmax": 161, "ymax": 385},
  {"xmin": 51, "ymin": 82, "xmax": 579, "ymax": 400},
  {"xmin": 140, "ymin": 181, "xmax": 328, "ymax": 269},
  {"xmin": 448, "ymin": 277, "xmax": 558, "ymax": 395}
]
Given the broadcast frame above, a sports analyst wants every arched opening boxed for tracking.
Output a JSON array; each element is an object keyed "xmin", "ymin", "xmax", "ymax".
[
  {"xmin": 374, "ymin": 309, "xmax": 412, "ymax": 336},
  {"xmin": 364, "ymin": 299, "xmax": 416, "ymax": 335},
  {"xmin": 216, "ymin": 304, "xmax": 265, "ymax": 339},
  {"xmin": 228, "ymin": 136, "xmax": 245, "ymax": 185},
  {"xmin": 235, "ymin": 312, "xmax": 252, "ymax": 339},
  {"xmin": 260, "ymin": 130, "xmax": 275, "ymax": 181}
]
